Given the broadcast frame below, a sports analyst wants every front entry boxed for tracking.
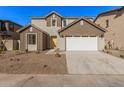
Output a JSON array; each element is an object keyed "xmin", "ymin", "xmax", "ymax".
[
  {"xmin": 51, "ymin": 36, "xmax": 57, "ymax": 48},
  {"xmin": 26, "ymin": 33, "xmax": 37, "ymax": 51}
]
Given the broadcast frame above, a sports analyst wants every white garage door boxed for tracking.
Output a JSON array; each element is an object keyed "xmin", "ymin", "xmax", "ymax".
[{"xmin": 66, "ymin": 37, "xmax": 98, "ymax": 51}]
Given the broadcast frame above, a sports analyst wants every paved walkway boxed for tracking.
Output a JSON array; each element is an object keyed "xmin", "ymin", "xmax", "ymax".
[
  {"xmin": 1, "ymin": 74, "xmax": 124, "ymax": 87},
  {"xmin": 66, "ymin": 51, "xmax": 124, "ymax": 74}
]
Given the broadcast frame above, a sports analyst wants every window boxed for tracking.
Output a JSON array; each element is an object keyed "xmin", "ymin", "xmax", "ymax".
[
  {"xmin": 51, "ymin": 18, "xmax": 57, "ymax": 27},
  {"xmin": 30, "ymin": 27, "xmax": 33, "ymax": 32},
  {"xmin": 27, "ymin": 34, "xmax": 36, "ymax": 45},
  {"xmin": 80, "ymin": 20, "xmax": 84, "ymax": 26},
  {"xmin": 9, "ymin": 23, "xmax": 14, "ymax": 31},
  {"xmin": 1, "ymin": 21, "xmax": 6, "ymax": 31},
  {"xmin": 63, "ymin": 19, "xmax": 67, "ymax": 27},
  {"xmin": 106, "ymin": 19, "xmax": 109, "ymax": 28}
]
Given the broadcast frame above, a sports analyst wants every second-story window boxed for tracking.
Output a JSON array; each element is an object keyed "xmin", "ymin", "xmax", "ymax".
[
  {"xmin": 106, "ymin": 19, "xmax": 109, "ymax": 28},
  {"xmin": 51, "ymin": 18, "xmax": 57, "ymax": 27},
  {"xmin": 63, "ymin": 19, "xmax": 67, "ymax": 27}
]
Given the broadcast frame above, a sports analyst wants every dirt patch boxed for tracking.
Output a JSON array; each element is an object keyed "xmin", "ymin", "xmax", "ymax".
[{"xmin": 0, "ymin": 52, "xmax": 67, "ymax": 74}]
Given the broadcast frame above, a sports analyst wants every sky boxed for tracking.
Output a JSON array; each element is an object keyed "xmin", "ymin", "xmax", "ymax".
[{"xmin": 0, "ymin": 6, "xmax": 121, "ymax": 26}]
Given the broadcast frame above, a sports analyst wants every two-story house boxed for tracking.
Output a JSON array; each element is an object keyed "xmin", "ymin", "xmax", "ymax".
[
  {"xmin": 95, "ymin": 7, "xmax": 124, "ymax": 50},
  {"xmin": 31, "ymin": 11, "xmax": 94, "ymax": 48},
  {"xmin": 18, "ymin": 11, "xmax": 106, "ymax": 51}
]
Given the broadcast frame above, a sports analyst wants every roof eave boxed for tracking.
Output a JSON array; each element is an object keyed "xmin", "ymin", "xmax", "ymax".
[{"xmin": 94, "ymin": 7, "xmax": 124, "ymax": 22}]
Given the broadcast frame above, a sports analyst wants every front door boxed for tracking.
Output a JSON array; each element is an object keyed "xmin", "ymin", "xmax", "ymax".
[
  {"xmin": 51, "ymin": 36, "xmax": 57, "ymax": 48},
  {"xmin": 27, "ymin": 33, "xmax": 37, "ymax": 51}
]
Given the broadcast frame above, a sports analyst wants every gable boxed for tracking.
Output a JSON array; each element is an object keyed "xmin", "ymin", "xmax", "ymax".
[
  {"xmin": 19, "ymin": 25, "xmax": 40, "ymax": 33},
  {"xmin": 18, "ymin": 24, "xmax": 49, "ymax": 35},
  {"xmin": 46, "ymin": 13, "xmax": 62, "ymax": 27},
  {"xmin": 59, "ymin": 19, "xmax": 105, "ymax": 37}
]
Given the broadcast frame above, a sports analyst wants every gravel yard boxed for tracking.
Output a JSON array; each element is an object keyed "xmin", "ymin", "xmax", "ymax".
[{"xmin": 0, "ymin": 52, "xmax": 67, "ymax": 74}]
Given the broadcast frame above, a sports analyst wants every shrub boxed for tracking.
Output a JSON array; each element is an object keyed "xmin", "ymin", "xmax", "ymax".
[
  {"xmin": 10, "ymin": 58, "xmax": 14, "ymax": 61},
  {"xmin": 102, "ymin": 49, "xmax": 105, "ymax": 52},
  {"xmin": 25, "ymin": 49, "xmax": 29, "ymax": 53},
  {"xmin": 36, "ymin": 50, "xmax": 40, "ymax": 54},
  {"xmin": 120, "ymin": 55, "xmax": 124, "ymax": 58},
  {"xmin": 17, "ymin": 58, "xmax": 20, "ymax": 61},
  {"xmin": 104, "ymin": 45, "xmax": 107, "ymax": 50},
  {"xmin": 115, "ymin": 47, "xmax": 119, "ymax": 50},
  {"xmin": 0, "ymin": 50, "xmax": 2, "ymax": 54},
  {"xmin": 54, "ymin": 48, "xmax": 61, "ymax": 57},
  {"xmin": 106, "ymin": 51, "xmax": 109, "ymax": 54},
  {"xmin": 43, "ymin": 65, "xmax": 47, "ymax": 68},
  {"xmin": 55, "ymin": 53, "xmax": 61, "ymax": 57}
]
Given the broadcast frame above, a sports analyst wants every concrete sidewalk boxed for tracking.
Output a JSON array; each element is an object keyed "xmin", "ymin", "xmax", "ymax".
[{"xmin": 0, "ymin": 74, "xmax": 124, "ymax": 87}]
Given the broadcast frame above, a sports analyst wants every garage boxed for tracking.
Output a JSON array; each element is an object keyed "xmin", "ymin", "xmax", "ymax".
[
  {"xmin": 66, "ymin": 37, "xmax": 98, "ymax": 51},
  {"xmin": 58, "ymin": 18, "xmax": 106, "ymax": 51}
]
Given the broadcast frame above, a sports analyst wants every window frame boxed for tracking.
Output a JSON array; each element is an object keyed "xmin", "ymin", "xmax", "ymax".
[
  {"xmin": 26, "ymin": 33, "xmax": 37, "ymax": 45},
  {"xmin": 51, "ymin": 18, "xmax": 57, "ymax": 27},
  {"xmin": 62, "ymin": 19, "xmax": 67, "ymax": 27},
  {"xmin": 106, "ymin": 19, "xmax": 109, "ymax": 28}
]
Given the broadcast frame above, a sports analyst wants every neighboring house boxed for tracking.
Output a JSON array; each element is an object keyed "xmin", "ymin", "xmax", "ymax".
[
  {"xmin": 18, "ymin": 11, "xmax": 106, "ymax": 51},
  {"xmin": 94, "ymin": 7, "xmax": 124, "ymax": 50},
  {"xmin": 0, "ymin": 20, "xmax": 22, "ymax": 50}
]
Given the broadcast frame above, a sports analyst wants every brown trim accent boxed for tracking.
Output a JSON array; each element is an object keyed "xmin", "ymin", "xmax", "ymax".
[{"xmin": 94, "ymin": 7, "xmax": 124, "ymax": 22}]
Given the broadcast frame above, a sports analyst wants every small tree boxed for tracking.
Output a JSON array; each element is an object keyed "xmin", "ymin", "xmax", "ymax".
[{"xmin": 55, "ymin": 48, "xmax": 61, "ymax": 57}]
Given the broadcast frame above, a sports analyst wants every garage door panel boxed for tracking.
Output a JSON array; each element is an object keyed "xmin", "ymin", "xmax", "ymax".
[{"xmin": 66, "ymin": 37, "xmax": 98, "ymax": 51}]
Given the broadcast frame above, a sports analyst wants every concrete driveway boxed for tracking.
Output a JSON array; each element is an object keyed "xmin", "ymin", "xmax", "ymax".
[{"xmin": 66, "ymin": 51, "xmax": 124, "ymax": 74}]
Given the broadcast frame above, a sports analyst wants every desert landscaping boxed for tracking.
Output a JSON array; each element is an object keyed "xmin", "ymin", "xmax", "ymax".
[{"xmin": 0, "ymin": 51, "xmax": 67, "ymax": 74}]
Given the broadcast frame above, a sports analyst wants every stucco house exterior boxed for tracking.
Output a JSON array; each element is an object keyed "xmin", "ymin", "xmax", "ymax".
[
  {"xmin": 18, "ymin": 11, "xmax": 106, "ymax": 51},
  {"xmin": 95, "ymin": 7, "xmax": 124, "ymax": 50},
  {"xmin": 31, "ymin": 11, "xmax": 94, "ymax": 49}
]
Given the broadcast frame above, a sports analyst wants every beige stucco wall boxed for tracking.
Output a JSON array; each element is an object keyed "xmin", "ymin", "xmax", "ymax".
[
  {"xmin": 97, "ymin": 37, "xmax": 105, "ymax": 50},
  {"xmin": 57, "ymin": 37, "xmax": 66, "ymax": 51},
  {"xmin": 31, "ymin": 18, "xmax": 77, "ymax": 37},
  {"xmin": 32, "ymin": 19, "xmax": 61, "ymax": 36},
  {"xmin": 95, "ymin": 9, "xmax": 124, "ymax": 50},
  {"xmin": 2, "ymin": 40, "xmax": 13, "ymax": 50}
]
